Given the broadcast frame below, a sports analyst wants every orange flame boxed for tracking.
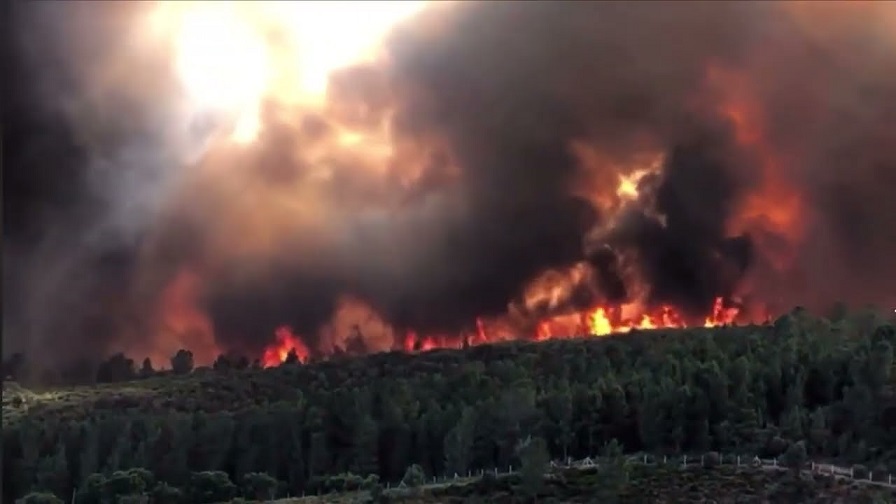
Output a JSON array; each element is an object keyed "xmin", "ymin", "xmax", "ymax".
[
  {"xmin": 249, "ymin": 291, "xmax": 756, "ymax": 366},
  {"xmin": 382, "ymin": 296, "xmax": 746, "ymax": 362},
  {"xmin": 534, "ymin": 296, "xmax": 739, "ymax": 341},
  {"xmin": 256, "ymin": 292, "xmax": 752, "ymax": 366},
  {"xmin": 261, "ymin": 326, "xmax": 311, "ymax": 367}
]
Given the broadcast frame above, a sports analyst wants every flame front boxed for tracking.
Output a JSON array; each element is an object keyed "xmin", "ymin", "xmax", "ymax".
[
  {"xmin": 536, "ymin": 297, "xmax": 740, "ymax": 341},
  {"xmin": 246, "ymin": 296, "xmax": 746, "ymax": 365}
]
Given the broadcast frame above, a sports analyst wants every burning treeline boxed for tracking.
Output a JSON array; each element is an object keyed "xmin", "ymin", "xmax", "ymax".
[{"xmin": 5, "ymin": 2, "xmax": 896, "ymax": 370}]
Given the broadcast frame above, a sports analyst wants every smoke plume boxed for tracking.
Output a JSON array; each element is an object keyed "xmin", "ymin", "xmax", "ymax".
[{"xmin": 4, "ymin": 1, "xmax": 895, "ymax": 368}]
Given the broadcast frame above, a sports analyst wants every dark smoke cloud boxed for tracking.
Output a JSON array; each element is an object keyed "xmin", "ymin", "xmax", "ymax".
[
  {"xmin": 201, "ymin": 1, "xmax": 770, "ymax": 346},
  {"xmin": 3, "ymin": 1, "xmax": 188, "ymax": 363},
  {"xmin": 5, "ymin": 1, "xmax": 896, "ymax": 365},
  {"xmin": 596, "ymin": 140, "xmax": 755, "ymax": 317},
  {"xmin": 200, "ymin": 1, "xmax": 896, "ymax": 350}
]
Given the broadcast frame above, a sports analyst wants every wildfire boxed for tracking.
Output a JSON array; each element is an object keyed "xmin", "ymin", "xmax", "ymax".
[
  {"xmin": 535, "ymin": 296, "xmax": 739, "ymax": 341},
  {"xmin": 150, "ymin": 3, "xmax": 774, "ymax": 370},
  {"xmin": 259, "ymin": 295, "xmax": 746, "ymax": 367},
  {"xmin": 261, "ymin": 326, "xmax": 311, "ymax": 367}
]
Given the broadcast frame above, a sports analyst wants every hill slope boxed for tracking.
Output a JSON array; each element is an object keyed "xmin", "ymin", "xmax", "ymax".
[
  {"xmin": 4, "ymin": 311, "xmax": 896, "ymax": 503},
  {"xmin": 280, "ymin": 463, "xmax": 896, "ymax": 504}
]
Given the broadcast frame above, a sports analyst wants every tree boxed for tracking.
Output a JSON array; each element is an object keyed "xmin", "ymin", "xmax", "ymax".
[
  {"xmin": 213, "ymin": 353, "xmax": 249, "ymax": 372},
  {"xmin": 17, "ymin": 493, "xmax": 64, "ymax": 504},
  {"xmin": 781, "ymin": 441, "xmax": 808, "ymax": 474},
  {"xmin": 150, "ymin": 482, "xmax": 183, "ymax": 504},
  {"xmin": 96, "ymin": 353, "xmax": 136, "ymax": 383},
  {"xmin": 171, "ymin": 350, "xmax": 194, "ymax": 375},
  {"xmin": 401, "ymin": 464, "xmax": 425, "ymax": 488},
  {"xmin": 444, "ymin": 407, "xmax": 476, "ymax": 475},
  {"xmin": 103, "ymin": 468, "xmax": 154, "ymax": 500},
  {"xmin": 192, "ymin": 412, "xmax": 236, "ymax": 472},
  {"xmin": 241, "ymin": 472, "xmax": 278, "ymax": 501},
  {"xmin": 807, "ymin": 409, "xmax": 829, "ymax": 456},
  {"xmin": 516, "ymin": 436, "xmax": 549, "ymax": 499},
  {"xmin": 780, "ymin": 405, "xmax": 804, "ymax": 440},
  {"xmin": 544, "ymin": 380, "xmax": 574, "ymax": 459},
  {"xmin": 693, "ymin": 417, "xmax": 712, "ymax": 452},
  {"xmin": 868, "ymin": 341, "xmax": 893, "ymax": 393},
  {"xmin": 187, "ymin": 471, "xmax": 237, "ymax": 504},
  {"xmin": 592, "ymin": 439, "xmax": 629, "ymax": 504},
  {"xmin": 352, "ymin": 414, "xmax": 380, "ymax": 477},
  {"xmin": 138, "ymin": 358, "xmax": 155, "ymax": 379},
  {"xmin": 34, "ymin": 441, "xmax": 69, "ymax": 498},
  {"xmin": 115, "ymin": 496, "xmax": 149, "ymax": 504},
  {"xmin": 308, "ymin": 430, "xmax": 330, "ymax": 479},
  {"xmin": 213, "ymin": 354, "xmax": 233, "ymax": 372},
  {"xmin": 367, "ymin": 483, "xmax": 385, "ymax": 504},
  {"xmin": 74, "ymin": 474, "xmax": 104, "ymax": 504},
  {"xmin": 12, "ymin": 306, "xmax": 896, "ymax": 503}
]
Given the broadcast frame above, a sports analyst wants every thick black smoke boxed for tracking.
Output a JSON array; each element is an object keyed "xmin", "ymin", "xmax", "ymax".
[
  {"xmin": 205, "ymin": 1, "xmax": 896, "ymax": 350},
  {"xmin": 5, "ymin": 1, "xmax": 896, "ymax": 366},
  {"xmin": 203, "ymin": 1, "xmax": 768, "ymax": 346},
  {"xmin": 593, "ymin": 140, "xmax": 754, "ymax": 318}
]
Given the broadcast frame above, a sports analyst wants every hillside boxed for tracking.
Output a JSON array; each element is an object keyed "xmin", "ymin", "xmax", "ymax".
[
  {"xmin": 276, "ymin": 461, "xmax": 896, "ymax": 503},
  {"xmin": 4, "ymin": 309, "xmax": 896, "ymax": 503}
]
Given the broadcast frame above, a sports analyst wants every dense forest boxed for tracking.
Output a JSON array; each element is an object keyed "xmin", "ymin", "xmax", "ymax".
[{"xmin": 3, "ymin": 308, "xmax": 896, "ymax": 503}]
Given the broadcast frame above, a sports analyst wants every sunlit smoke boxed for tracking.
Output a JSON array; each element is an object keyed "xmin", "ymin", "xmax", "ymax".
[
  {"xmin": 153, "ymin": 0, "xmax": 426, "ymax": 144},
  {"xmin": 171, "ymin": 3, "xmax": 270, "ymax": 143}
]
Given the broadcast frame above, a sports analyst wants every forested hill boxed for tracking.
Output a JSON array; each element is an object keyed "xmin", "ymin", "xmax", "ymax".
[{"xmin": 4, "ymin": 309, "xmax": 896, "ymax": 503}]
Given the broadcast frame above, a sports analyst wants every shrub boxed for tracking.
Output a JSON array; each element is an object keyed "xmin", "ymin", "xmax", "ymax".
[
  {"xmin": 151, "ymin": 482, "xmax": 183, "ymax": 504},
  {"xmin": 401, "ymin": 464, "xmax": 426, "ymax": 488},
  {"xmin": 240, "ymin": 472, "xmax": 278, "ymax": 500},
  {"xmin": 17, "ymin": 493, "xmax": 64, "ymax": 504}
]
